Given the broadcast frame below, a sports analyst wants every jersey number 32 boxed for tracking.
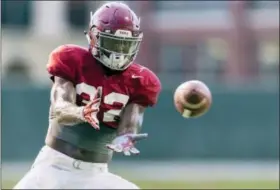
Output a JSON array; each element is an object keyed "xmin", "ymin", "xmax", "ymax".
[{"xmin": 76, "ymin": 82, "xmax": 129, "ymax": 122}]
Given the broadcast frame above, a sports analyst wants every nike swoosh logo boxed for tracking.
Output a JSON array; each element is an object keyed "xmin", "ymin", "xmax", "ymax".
[{"xmin": 132, "ymin": 75, "xmax": 143, "ymax": 79}]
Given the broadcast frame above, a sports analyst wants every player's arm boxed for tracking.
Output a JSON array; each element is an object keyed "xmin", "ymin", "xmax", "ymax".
[
  {"xmin": 106, "ymin": 103, "xmax": 148, "ymax": 156},
  {"xmin": 51, "ymin": 76, "xmax": 84, "ymax": 124},
  {"xmin": 51, "ymin": 76, "xmax": 101, "ymax": 129},
  {"xmin": 117, "ymin": 103, "xmax": 145, "ymax": 135}
]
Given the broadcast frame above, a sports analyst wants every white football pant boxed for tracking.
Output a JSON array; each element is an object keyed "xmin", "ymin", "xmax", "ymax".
[{"xmin": 13, "ymin": 145, "xmax": 139, "ymax": 189}]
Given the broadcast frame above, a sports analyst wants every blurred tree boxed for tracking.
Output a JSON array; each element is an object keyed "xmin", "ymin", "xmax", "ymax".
[
  {"xmin": 1, "ymin": 1, "xmax": 31, "ymax": 28},
  {"xmin": 66, "ymin": 1, "xmax": 88, "ymax": 29}
]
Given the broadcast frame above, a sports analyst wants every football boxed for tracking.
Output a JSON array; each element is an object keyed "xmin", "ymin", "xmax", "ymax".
[{"xmin": 173, "ymin": 80, "xmax": 212, "ymax": 118}]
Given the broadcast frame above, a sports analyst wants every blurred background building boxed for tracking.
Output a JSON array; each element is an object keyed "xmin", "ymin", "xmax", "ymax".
[{"xmin": 1, "ymin": 1, "xmax": 279, "ymax": 188}]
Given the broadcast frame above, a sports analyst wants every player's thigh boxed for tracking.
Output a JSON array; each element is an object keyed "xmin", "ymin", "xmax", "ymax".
[
  {"xmin": 85, "ymin": 172, "xmax": 139, "ymax": 189},
  {"xmin": 13, "ymin": 164, "xmax": 72, "ymax": 189}
]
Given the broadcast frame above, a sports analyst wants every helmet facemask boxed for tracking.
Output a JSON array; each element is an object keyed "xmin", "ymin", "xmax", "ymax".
[{"xmin": 88, "ymin": 28, "xmax": 143, "ymax": 71}]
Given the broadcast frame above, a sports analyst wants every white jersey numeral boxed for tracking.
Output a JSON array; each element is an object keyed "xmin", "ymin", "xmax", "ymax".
[
  {"xmin": 76, "ymin": 83, "xmax": 97, "ymax": 104},
  {"xmin": 76, "ymin": 83, "xmax": 129, "ymax": 122},
  {"xmin": 103, "ymin": 92, "xmax": 129, "ymax": 122}
]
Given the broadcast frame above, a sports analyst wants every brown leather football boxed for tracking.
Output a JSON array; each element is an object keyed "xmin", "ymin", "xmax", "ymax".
[{"xmin": 174, "ymin": 80, "xmax": 212, "ymax": 118}]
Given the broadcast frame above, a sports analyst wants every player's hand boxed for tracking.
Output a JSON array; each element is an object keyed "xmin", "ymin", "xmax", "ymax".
[
  {"xmin": 82, "ymin": 88, "xmax": 102, "ymax": 130},
  {"xmin": 106, "ymin": 133, "xmax": 148, "ymax": 156}
]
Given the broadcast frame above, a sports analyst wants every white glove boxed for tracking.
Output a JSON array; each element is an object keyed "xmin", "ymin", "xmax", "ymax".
[
  {"xmin": 106, "ymin": 133, "xmax": 148, "ymax": 156},
  {"xmin": 82, "ymin": 88, "xmax": 101, "ymax": 129}
]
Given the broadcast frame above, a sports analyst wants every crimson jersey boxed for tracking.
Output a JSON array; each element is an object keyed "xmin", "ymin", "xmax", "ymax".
[{"xmin": 47, "ymin": 44, "xmax": 161, "ymax": 128}]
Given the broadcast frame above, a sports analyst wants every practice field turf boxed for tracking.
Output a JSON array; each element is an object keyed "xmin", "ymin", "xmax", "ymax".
[{"xmin": 2, "ymin": 179, "xmax": 279, "ymax": 189}]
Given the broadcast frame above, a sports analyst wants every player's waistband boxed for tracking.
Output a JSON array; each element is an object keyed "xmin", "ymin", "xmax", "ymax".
[
  {"xmin": 37, "ymin": 145, "xmax": 109, "ymax": 172},
  {"xmin": 46, "ymin": 135, "xmax": 112, "ymax": 163}
]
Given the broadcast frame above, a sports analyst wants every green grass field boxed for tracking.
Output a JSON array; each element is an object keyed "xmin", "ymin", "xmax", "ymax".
[{"xmin": 2, "ymin": 179, "xmax": 279, "ymax": 189}]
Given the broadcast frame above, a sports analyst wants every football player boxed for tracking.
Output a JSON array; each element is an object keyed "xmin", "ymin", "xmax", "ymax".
[{"xmin": 14, "ymin": 2, "xmax": 161, "ymax": 189}]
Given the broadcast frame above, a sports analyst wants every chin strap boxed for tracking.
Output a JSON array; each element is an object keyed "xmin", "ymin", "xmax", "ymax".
[{"xmin": 84, "ymin": 31, "xmax": 91, "ymax": 44}]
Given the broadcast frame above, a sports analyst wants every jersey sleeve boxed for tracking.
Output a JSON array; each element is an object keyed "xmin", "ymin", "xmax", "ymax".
[
  {"xmin": 130, "ymin": 70, "xmax": 161, "ymax": 107},
  {"xmin": 46, "ymin": 45, "xmax": 77, "ymax": 83}
]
